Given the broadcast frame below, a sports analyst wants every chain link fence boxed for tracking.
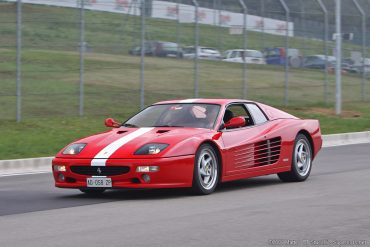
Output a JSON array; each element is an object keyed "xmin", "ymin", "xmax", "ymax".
[{"xmin": 0, "ymin": 0, "xmax": 369, "ymax": 121}]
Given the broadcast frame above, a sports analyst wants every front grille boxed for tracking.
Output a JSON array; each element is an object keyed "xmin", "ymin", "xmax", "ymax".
[{"xmin": 70, "ymin": 166, "xmax": 130, "ymax": 176}]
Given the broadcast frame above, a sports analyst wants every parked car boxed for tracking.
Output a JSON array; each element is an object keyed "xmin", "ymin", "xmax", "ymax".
[
  {"xmin": 52, "ymin": 99, "xmax": 322, "ymax": 195},
  {"xmin": 223, "ymin": 49, "xmax": 266, "ymax": 65},
  {"xmin": 327, "ymin": 62, "xmax": 349, "ymax": 74},
  {"xmin": 303, "ymin": 55, "xmax": 360, "ymax": 74},
  {"xmin": 263, "ymin": 47, "xmax": 303, "ymax": 68},
  {"xmin": 357, "ymin": 58, "xmax": 370, "ymax": 76},
  {"xmin": 183, "ymin": 46, "xmax": 222, "ymax": 60},
  {"xmin": 129, "ymin": 41, "xmax": 155, "ymax": 56},
  {"xmin": 303, "ymin": 55, "xmax": 336, "ymax": 69},
  {"xmin": 129, "ymin": 41, "xmax": 183, "ymax": 58},
  {"xmin": 345, "ymin": 58, "xmax": 370, "ymax": 76},
  {"xmin": 326, "ymin": 58, "xmax": 361, "ymax": 74}
]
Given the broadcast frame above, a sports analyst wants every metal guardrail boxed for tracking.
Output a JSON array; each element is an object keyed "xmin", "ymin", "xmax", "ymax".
[{"xmin": 1, "ymin": 0, "xmax": 369, "ymax": 121}]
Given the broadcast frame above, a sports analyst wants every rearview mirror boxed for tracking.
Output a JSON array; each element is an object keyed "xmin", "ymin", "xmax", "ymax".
[
  {"xmin": 105, "ymin": 118, "xmax": 120, "ymax": 128},
  {"xmin": 224, "ymin": 117, "xmax": 246, "ymax": 129}
]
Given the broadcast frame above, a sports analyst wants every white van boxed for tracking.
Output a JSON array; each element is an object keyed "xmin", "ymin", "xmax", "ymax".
[
  {"xmin": 183, "ymin": 46, "xmax": 222, "ymax": 60},
  {"xmin": 223, "ymin": 49, "xmax": 266, "ymax": 65}
]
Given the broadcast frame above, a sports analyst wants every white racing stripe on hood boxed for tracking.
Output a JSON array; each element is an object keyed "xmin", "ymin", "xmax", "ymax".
[{"xmin": 91, "ymin": 127, "xmax": 154, "ymax": 166}]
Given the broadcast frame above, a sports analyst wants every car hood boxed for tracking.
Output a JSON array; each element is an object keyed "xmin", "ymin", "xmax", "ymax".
[{"xmin": 56, "ymin": 127, "xmax": 213, "ymax": 159}]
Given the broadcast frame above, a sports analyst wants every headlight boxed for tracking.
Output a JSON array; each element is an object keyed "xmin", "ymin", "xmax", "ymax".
[
  {"xmin": 53, "ymin": 165, "xmax": 66, "ymax": 172},
  {"xmin": 63, "ymin": 143, "xmax": 86, "ymax": 155},
  {"xmin": 136, "ymin": 166, "xmax": 160, "ymax": 172},
  {"xmin": 134, "ymin": 143, "xmax": 169, "ymax": 155}
]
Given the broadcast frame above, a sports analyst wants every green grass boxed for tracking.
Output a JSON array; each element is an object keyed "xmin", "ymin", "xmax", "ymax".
[
  {"xmin": 0, "ymin": 3, "xmax": 370, "ymax": 159},
  {"xmin": 0, "ymin": 117, "xmax": 107, "ymax": 159},
  {"xmin": 1, "ymin": 48, "xmax": 368, "ymax": 118},
  {"xmin": 1, "ymin": 102, "xmax": 370, "ymax": 160},
  {"xmin": 0, "ymin": 48, "xmax": 369, "ymax": 160}
]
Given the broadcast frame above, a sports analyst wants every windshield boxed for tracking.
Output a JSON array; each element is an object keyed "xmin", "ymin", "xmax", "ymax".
[
  {"xmin": 304, "ymin": 56, "xmax": 323, "ymax": 65},
  {"xmin": 124, "ymin": 103, "xmax": 221, "ymax": 129},
  {"xmin": 162, "ymin": 42, "xmax": 179, "ymax": 51},
  {"xmin": 264, "ymin": 48, "xmax": 280, "ymax": 57},
  {"xmin": 183, "ymin": 47, "xmax": 195, "ymax": 54},
  {"xmin": 201, "ymin": 48, "xmax": 218, "ymax": 54}
]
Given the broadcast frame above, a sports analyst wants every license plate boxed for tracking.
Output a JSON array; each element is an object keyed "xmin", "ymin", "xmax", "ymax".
[{"xmin": 87, "ymin": 177, "xmax": 112, "ymax": 188}]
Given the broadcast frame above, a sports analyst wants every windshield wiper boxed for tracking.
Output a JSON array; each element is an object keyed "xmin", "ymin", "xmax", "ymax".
[{"xmin": 122, "ymin": 123, "xmax": 139, "ymax": 128}]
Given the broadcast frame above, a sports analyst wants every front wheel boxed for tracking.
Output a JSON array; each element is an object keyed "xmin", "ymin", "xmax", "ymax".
[
  {"xmin": 192, "ymin": 144, "xmax": 219, "ymax": 195},
  {"xmin": 278, "ymin": 134, "xmax": 312, "ymax": 182}
]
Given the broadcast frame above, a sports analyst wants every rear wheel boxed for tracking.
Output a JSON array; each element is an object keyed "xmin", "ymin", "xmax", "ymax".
[
  {"xmin": 289, "ymin": 56, "xmax": 302, "ymax": 68},
  {"xmin": 278, "ymin": 134, "xmax": 312, "ymax": 182},
  {"xmin": 79, "ymin": 188, "xmax": 106, "ymax": 195},
  {"xmin": 192, "ymin": 144, "xmax": 219, "ymax": 195}
]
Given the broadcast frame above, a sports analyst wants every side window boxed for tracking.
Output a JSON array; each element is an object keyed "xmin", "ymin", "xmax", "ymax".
[
  {"xmin": 246, "ymin": 104, "xmax": 268, "ymax": 124},
  {"xmin": 230, "ymin": 51, "xmax": 240, "ymax": 58},
  {"xmin": 223, "ymin": 104, "xmax": 253, "ymax": 129},
  {"xmin": 227, "ymin": 105, "xmax": 248, "ymax": 118}
]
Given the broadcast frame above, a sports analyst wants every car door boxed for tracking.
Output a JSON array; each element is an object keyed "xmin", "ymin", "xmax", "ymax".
[
  {"xmin": 233, "ymin": 51, "xmax": 243, "ymax": 62},
  {"xmin": 249, "ymin": 50, "xmax": 265, "ymax": 64},
  {"xmin": 221, "ymin": 103, "xmax": 281, "ymax": 175},
  {"xmin": 226, "ymin": 50, "xmax": 240, "ymax": 62}
]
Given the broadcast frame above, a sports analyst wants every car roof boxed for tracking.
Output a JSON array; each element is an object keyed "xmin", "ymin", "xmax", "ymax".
[
  {"xmin": 153, "ymin": 99, "xmax": 298, "ymax": 120},
  {"xmin": 153, "ymin": 98, "xmax": 255, "ymax": 106},
  {"xmin": 184, "ymin": 46, "xmax": 216, "ymax": 49}
]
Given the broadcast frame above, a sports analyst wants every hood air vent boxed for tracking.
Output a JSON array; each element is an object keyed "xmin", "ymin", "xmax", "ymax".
[
  {"xmin": 157, "ymin": 130, "xmax": 170, "ymax": 134},
  {"xmin": 117, "ymin": 130, "xmax": 128, "ymax": 134}
]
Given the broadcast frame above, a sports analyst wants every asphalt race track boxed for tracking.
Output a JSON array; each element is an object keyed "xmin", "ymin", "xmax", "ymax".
[{"xmin": 0, "ymin": 144, "xmax": 369, "ymax": 247}]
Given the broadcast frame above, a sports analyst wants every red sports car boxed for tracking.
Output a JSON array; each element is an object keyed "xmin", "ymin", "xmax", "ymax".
[{"xmin": 52, "ymin": 99, "xmax": 322, "ymax": 195}]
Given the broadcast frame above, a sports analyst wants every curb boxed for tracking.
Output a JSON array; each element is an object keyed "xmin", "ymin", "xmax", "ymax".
[
  {"xmin": 1, "ymin": 131, "xmax": 370, "ymax": 176},
  {"xmin": 0, "ymin": 157, "xmax": 52, "ymax": 176},
  {"xmin": 322, "ymin": 131, "xmax": 370, "ymax": 147}
]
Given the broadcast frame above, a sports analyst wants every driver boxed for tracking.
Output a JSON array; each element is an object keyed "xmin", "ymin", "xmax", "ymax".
[{"xmin": 223, "ymin": 109, "xmax": 234, "ymax": 124}]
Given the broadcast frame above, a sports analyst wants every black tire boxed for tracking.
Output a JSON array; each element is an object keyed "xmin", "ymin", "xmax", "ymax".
[
  {"xmin": 278, "ymin": 134, "xmax": 312, "ymax": 182},
  {"xmin": 79, "ymin": 188, "xmax": 106, "ymax": 195},
  {"xmin": 289, "ymin": 56, "xmax": 302, "ymax": 68},
  {"xmin": 192, "ymin": 144, "xmax": 220, "ymax": 195}
]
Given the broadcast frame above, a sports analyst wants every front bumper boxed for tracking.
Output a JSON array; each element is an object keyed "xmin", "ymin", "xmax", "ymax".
[{"xmin": 52, "ymin": 155, "xmax": 195, "ymax": 189}]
